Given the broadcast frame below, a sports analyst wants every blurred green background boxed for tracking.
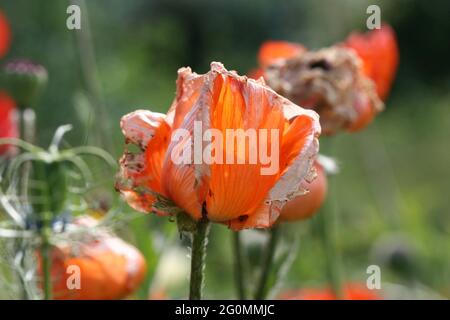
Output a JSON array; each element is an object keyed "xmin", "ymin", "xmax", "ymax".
[{"xmin": 1, "ymin": 0, "xmax": 449, "ymax": 299}]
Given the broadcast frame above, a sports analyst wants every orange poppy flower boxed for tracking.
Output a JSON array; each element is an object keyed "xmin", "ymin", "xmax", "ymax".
[
  {"xmin": 40, "ymin": 217, "xmax": 146, "ymax": 300},
  {"xmin": 0, "ymin": 10, "xmax": 11, "ymax": 59},
  {"xmin": 117, "ymin": 62, "xmax": 321, "ymax": 230},
  {"xmin": 252, "ymin": 23, "xmax": 398, "ymax": 134},
  {"xmin": 279, "ymin": 161, "xmax": 327, "ymax": 221},
  {"xmin": 264, "ymin": 46, "xmax": 382, "ymax": 135},
  {"xmin": 279, "ymin": 283, "xmax": 380, "ymax": 300},
  {"xmin": 344, "ymin": 24, "xmax": 399, "ymax": 101},
  {"xmin": 0, "ymin": 91, "xmax": 18, "ymax": 156}
]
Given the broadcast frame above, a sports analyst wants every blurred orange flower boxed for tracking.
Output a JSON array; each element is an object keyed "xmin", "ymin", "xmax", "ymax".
[
  {"xmin": 249, "ymin": 41, "xmax": 306, "ymax": 82},
  {"xmin": 258, "ymin": 41, "xmax": 306, "ymax": 68},
  {"xmin": 279, "ymin": 283, "xmax": 380, "ymax": 300},
  {"xmin": 279, "ymin": 161, "xmax": 327, "ymax": 221},
  {"xmin": 344, "ymin": 24, "xmax": 399, "ymax": 101},
  {"xmin": 0, "ymin": 10, "xmax": 11, "ymax": 59},
  {"xmin": 0, "ymin": 91, "xmax": 18, "ymax": 156},
  {"xmin": 40, "ymin": 217, "xmax": 146, "ymax": 300},
  {"xmin": 251, "ymin": 24, "xmax": 399, "ymax": 134},
  {"xmin": 117, "ymin": 62, "xmax": 321, "ymax": 230}
]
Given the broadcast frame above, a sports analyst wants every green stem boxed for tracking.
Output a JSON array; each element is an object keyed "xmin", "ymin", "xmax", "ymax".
[
  {"xmin": 17, "ymin": 108, "xmax": 36, "ymax": 299},
  {"xmin": 254, "ymin": 226, "xmax": 279, "ymax": 300},
  {"xmin": 189, "ymin": 218, "xmax": 210, "ymax": 300},
  {"xmin": 14, "ymin": 239, "xmax": 30, "ymax": 300},
  {"xmin": 40, "ymin": 223, "xmax": 52, "ymax": 300},
  {"xmin": 232, "ymin": 231, "xmax": 247, "ymax": 299},
  {"xmin": 318, "ymin": 187, "xmax": 344, "ymax": 299},
  {"xmin": 34, "ymin": 163, "xmax": 54, "ymax": 300},
  {"xmin": 19, "ymin": 109, "xmax": 35, "ymax": 203}
]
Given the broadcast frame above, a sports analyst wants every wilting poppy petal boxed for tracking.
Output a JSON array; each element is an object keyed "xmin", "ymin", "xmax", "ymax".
[
  {"xmin": 0, "ymin": 91, "xmax": 18, "ymax": 156},
  {"xmin": 279, "ymin": 283, "xmax": 380, "ymax": 300},
  {"xmin": 344, "ymin": 24, "xmax": 399, "ymax": 100},
  {"xmin": 168, "ymin": 67, "xmax": 206, "ymax": 131},
  {"xmin": 230, "ymin": 113, "xmax": 320, "ymax": 229},
  {"xmin": 117, "ymin": 110, "xmax": 171, "ymax": 213},
  {"xmin": 258, "ymin": 41, "xmax": 305, "ymax": 67},
  {"xmin": 0, "ymin": 11, "xmax": 11, "ymax": 59}
]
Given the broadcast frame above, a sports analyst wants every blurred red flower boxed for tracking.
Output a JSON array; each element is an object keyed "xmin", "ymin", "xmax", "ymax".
[
  {"xmin": 0, "ymin": 91, "xmax": 18, "ymax": 156},
  {"xmin": 344, "ymin": 24, "xmax": 399, "ymax": 101},
  {"xmin": 279, "ymin": 283, "xmax": 380, "ymax": 300},
  {"xmin": 0, "ymin": 11, "xmax": 17, "ymax": 156},
  {"xmin": 251, "ymin": 24, "xmax": 399, "ymax": 134},
  {"xmin": 0, "ymin": 10, "xmax": 11, "ymax": 59},
  {"xmin": 258, "ymin": 41, "xmax": 306, "ymax": 68},
  {"xmin": 249, "ymin": 41, "xmax": 306, "ymax": 81}
]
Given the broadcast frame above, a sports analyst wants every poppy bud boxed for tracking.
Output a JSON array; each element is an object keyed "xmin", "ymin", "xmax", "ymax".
[
  {"xmin": 279, "ymin": 162, "xmax": 327, "ymax": 221},
  {"xmin": 0, "ymin": 59, "xmax": 48, "ymax": 108},
  {"xmin": 38, "ymin": 216, "xmax": 147, "ymax": 300}
]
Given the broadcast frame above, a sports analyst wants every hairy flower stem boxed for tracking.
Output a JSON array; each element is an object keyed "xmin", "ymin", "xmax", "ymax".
[
  {"xmin": 189, "ymin": 218, "xmax": 210, "ymax": 300},
  {"xmin": 254, "ymin": 226, "xmax": 279, "ymax": 300},
  {"xmin": 318, "ymin": 183, "xmax": 344, "ymax": 299},
  {"xmin": 232, "ymin": 231, "xmax": 247, "ymax": 299}
]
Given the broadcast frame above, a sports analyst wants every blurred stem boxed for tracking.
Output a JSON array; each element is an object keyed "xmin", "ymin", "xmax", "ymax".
[
  {"xmin": 254, "ymin": 226, "xmax": 279, "ymax": 300},
  {"xmin": 15, "ymin": 240, "xmax": 30, "ymax": 300},
  {"xmin": 232, "ymin": 231, "xmax": 247, "ymax": 299},
  {"xmin": 19, "ymin": 109, "xmax": 36, "ymax": 202},
  {"xmin": 17, "ymin": 108, "xmax": 36, "ymax": 300},
  {"xmin": 129, "ymin": 215, "xmax": 156, "ymax": 300},
  {"xmin": 39, "ymin": 221, "xmax": 52, "ymax": 300},
  {"xmin": 189, "ymin": 218, "xmax": 210, "ymax": 300},
  {"xmin": 33, "ymin": 162, "xmax": 53, "ymax": 300},
  {"xmin": 72, "ymin": 0, "xmax": 113, "ymax": 153},
  {"xmin": 318, "ymin": 198, "xmax": 344, "ymax": 299}
]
